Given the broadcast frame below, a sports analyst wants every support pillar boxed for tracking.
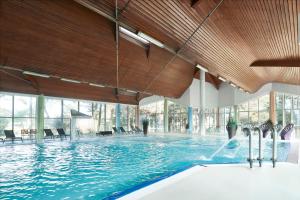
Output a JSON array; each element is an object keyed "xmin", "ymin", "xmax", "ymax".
[
  {"xmin": 199, "ymin": 70, "xmax": 206, "ymax": 135},
  {"xmin": 127, "ymin": 105, "xmax": 130, "ymax": 131},
  {"xmin": 233, "ymin": 105, "xmax": 238, "ymax": 123},
  {"xmin": 164, "ymin": 98, "xmax": 169, "ymax": 133},
  {"xmin": 216, "ymin": 107, "xmax": 220, "ymax": 128},
  {"xmin": 270, "ymin": 91, "xmax": 276, "ymax": 125},
  {"xmin": 104, "ymin": 104, "xmax": 107, "ymax": 131},
  {"xmin": 36, "ymin": 95, "xmax": 45, "ymax": 141},
  {"xmin": 188, "ymin": 107, "xmax": 193, "ymax": 133},
  {"xmin": 116, "ymin": 103, "xmax": 121, "ymax": 133},
  {"xmin": 136, "ymin": 105, "xmax": 140, "ymax": 128}
]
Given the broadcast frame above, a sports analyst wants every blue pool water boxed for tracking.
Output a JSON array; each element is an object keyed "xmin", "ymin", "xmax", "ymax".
[{"xmin": 0, "ymin": 135, "xmax": 291, "ymax": 199}]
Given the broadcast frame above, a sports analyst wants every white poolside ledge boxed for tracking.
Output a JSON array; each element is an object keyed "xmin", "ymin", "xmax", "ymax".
[{"xmin": 119, "ymin": 163, "xmax": 300, "ymax": 200}]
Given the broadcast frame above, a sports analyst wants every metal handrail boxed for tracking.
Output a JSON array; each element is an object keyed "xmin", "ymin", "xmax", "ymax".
[
  {"xmin": 243, "ymin": 127, "xmax": 253, "ymax": 168},
  {"xmin": 271, "ymin": 127, "xmax": 277, "ymax": 168},
  {"xmin": 253, "ymin": 127, "xmax": 263, "ymax": 167}
]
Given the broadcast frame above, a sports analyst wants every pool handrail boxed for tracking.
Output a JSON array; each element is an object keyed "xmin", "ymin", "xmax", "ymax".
[
  {"xmin": 253, "ymin": 127, "xmax": 263, "ymax": 167},
  {"xmin": 270, "ymin": 126, "xmax": 277, "ymax": 168},
  {"xmin": 242, "ymin": 127, "xmax": 253, "ymax": 168}
]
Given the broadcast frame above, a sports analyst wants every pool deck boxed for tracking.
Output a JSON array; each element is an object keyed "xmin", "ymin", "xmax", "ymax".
[{"xmin": 119, "ymin": 162, "xmax": 300, "ymax": 200}]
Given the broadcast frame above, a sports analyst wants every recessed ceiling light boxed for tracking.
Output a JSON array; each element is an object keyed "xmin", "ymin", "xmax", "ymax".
[
  {"xmin": 119, "ymin": 26, "xmax": 149, "ymax": 45},
  {"xmin": 61, "ymin": 78, "xmax": 81, "ymax": 84},
  {"xmin": 218, "ymin": 76, "xmax": 226, "ymax": 82},
  {"xmin": 195, "ymin": 64, "xmax": 208, "ymax": 72},
  {"xmin": 137, "ymin": 31, "xmax": 164, "ymax": 48},
  {"xmin": 23, "ymin": 71, "xmax": 50, "ymax": 78},
  {"xmin": 230, "ymin": 82, "xmax": 236, "ymax": 88},
  {"xmin": 89, "ymin": 83, "xmax": 105, "ymax": 88},
  {"xmin": 126, "ymin": 89, "xmax": 136, "ymax": 93}
]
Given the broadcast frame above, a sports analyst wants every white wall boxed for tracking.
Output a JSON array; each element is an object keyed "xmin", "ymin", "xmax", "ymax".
[
  {"xmin": 140, "ymin": 80, "xmax": 300, "ymax": 109},
  {"xmin": 140, "ymin": 78, "xmax": 219, "ymax": 109}
]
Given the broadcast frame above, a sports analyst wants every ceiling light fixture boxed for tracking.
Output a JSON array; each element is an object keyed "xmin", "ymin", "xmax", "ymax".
[
  {"xmin": 230, "ymin": 82, "xmax": 236, "ymax": 88},
  {"xmin": 23, "ymin": 71, "xmax": 50, "ymax": 78},
  {"xmin": 195, "ymin": 64, "xmax": 208, "ymax": 72},
  {"xmin": 89, "ymin": 83, "xmax": 105, "ymax": 88},
  {"xmin": 218, "ymin": 76, "xmax": 226, "ymax": 82},
  {"xmin": 61, "ymin": 78, "xmax": 81, "ymax": 84},
  {"xmin": 137, "ymin": 31, "xmax": 164, "ymax": 48},
  {"xmin": 119, "ymin": 27, "xmax": 149, "ymax": 45},
  {"xmin": 126, "ymin": 89, "xmax": 136, "ymax": 93}
]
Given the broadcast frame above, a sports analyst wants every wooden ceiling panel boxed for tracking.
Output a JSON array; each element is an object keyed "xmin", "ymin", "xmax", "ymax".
[
  {"xmin": 0, "ymin": 0, "xmax": 202, "ymax": 103},
  {"xmin": 5, "ymin": 0, "xmax": 298, "ymax": 103},
  {"xmin": 103, "ymin": 0, "xmax": 300, "ymax": 92}
]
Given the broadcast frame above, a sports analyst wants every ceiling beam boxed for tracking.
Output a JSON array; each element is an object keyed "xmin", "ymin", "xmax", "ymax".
[
  {"xmin": 143, "ymin": 0, "xmax": 224, "ymax": 93},
  {"xmin": 0, "ymin": 69, "xmax": 33, "ymax": 87},
  {"xmin": 118, "ymin": 0, "xmax": 131, "ymax": 15},
  {"xmin": 250, "ymin": 59, "xmax": 300, "ymax": 67},
  {"xmin": 191, "ymin": 0, "xmax": 202, "ymax": 8},
  {"xmin": 73, "ymin": 0, "xmax": 194, "ymax": 65}
]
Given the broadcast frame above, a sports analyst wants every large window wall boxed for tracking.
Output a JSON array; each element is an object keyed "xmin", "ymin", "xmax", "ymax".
[
  {"xmin": 140, "ymin": 101, "xmax": 164, "ymax": 132},
  {"xmin": 238, "ymin": 95, "xmax": 270, "ymax": 127},
  {"xmin": 0, "ymin": 92, "xmax": 138, "ymax": 136},
  {"xmin": 0, "ymin": 93, "xmax": 36, "ymax": 136},
  {"xmin": 276, "ymin": 93, "xmax": 300, "ymax": 138},
  {"xmin": 168, "ymin": 102, "xmax": 188, "ymax": 133},
  {"xmin": 44, "ymin": 97, "xmax": 137, "ymax": 134},
  {"xmin": 218, "ymin": 106, "xmax": 234, "ymax": 135},
  {"xmin": 8, "ymin": 92, "xmax": 300, "ymax": 136}
]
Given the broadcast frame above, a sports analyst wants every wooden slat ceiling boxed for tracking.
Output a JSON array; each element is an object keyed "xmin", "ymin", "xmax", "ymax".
[
  {"xmin": 0, "ymin": 0, "xmax": 222, "ymax": 104},
  {"xmin": 3, "ymin": 0, "xmax": 299, "ymax": 104},
  {"xmin": 87, "ymin": 0, "xmax": 300, "ymax": 92}
]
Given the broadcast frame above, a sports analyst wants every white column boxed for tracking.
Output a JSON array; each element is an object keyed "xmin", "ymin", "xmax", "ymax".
[
  {"xmin": 36, "ymin": 95, "xmax": 45, "ymax": 141},
  {"xmin": 199, "ymin": 70, "xmax": 206, "ymax": 136},
  {"xmin": 164, "ymin": 98, "xmax": 169, "ymax": 133}
]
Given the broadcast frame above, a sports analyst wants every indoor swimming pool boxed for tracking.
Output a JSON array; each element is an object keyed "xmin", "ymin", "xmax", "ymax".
[{"xmin": 0, "ymin": 135, "xmax": 291, "ymax": 200}]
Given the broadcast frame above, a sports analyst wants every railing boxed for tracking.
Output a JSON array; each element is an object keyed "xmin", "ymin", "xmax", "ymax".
[{"xmin": 243, "ymin": 126, "xmax": 277, "ymax": 168}]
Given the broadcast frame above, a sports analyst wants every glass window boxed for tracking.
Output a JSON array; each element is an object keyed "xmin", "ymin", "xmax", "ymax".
[
  {"xmin": 259, "ymin": 95, "xmax": 269, "ymax": 111},
  {"xmin": 249, "ymin": 112, "xmax": 258, "ymax": 124},
  {"xmin": 276, "ymin": 93, "xmax": 283, "ymax": 110},
  {"xmin": 45, "ymin": 98, "xmax": 62, "ymax": 118},
  {"xmin": 249, "ymin": 100, "xmax": 258, "ymax": 111},
  {"xmin": 168, "ymin": 102, "xmax": 187, "ymax": 133},
  {"xmin": 259, "ymin": 111, "xmax": 269, "ymax": 123},
  {"xmin": 63, "ymin": 100, "xmax": 78, "ymax": 117},
  {"xmin": 285, "ymin": 95, "xmax": 292, "ymax": 109},
  {"xmin": 239, "ymin": 112, "xmax": 248, "ymax": 124},
  {"xmin": 0, "ymin": 118, "xmax": 12, "ymax": 135},
  {"xmin": 14, "ymin": 95, "xmax": 36, "ymax": 117},
  {"xmin": 238, "ymin": 102, "xmax": 248, "ymax": 111},
  {"xmin": 44, "ymin": 118, "xmax": 63, "ymax": 129},
  {"xmin": 0, "ymin": 94, "xmax": 13, "ymax": 117},
  {"xmin": 284, "ymin": 110, "xmax": 291, "ymax": 124},
  {"xmin": 14, "ymin": 118, "xmax": 35, "ymax": 134},
  {"xmin": 106, "ymin": 104, "xmax": 115, "ymax": 131},
  {"xmin": 121, "ymin": 104, "xmax": 128, "ymax": 130},
  {"xmin": 292, "ymin": 110, "xmax": 300, "ymax": 126},
  {"xmin": 293, "ymin": 97, "xmax": 298, "ymax": 109},
  {"xmin": 79, "ymin": 101, "xmax": 92, "ymax": 116},
  {"xmin": 128, "ymin": 105, "xmax": 137, "ymax": 129},
  {"xmin": 276, "ymin": 110, "xmax": 283, "ymax": 125}
]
